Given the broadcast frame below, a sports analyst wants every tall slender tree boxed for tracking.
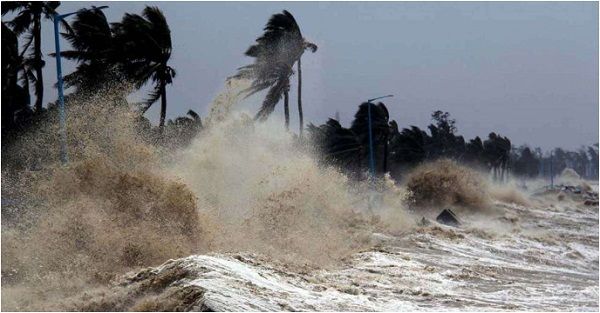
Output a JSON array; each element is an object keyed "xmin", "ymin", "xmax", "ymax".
[
  {"xmin": 297, "ymin": 41, "xmax": 317, "ymax": 136},
  {"xmin": 236, "ymin": 10, "xmax": 316, "ymax": 131},
  {"xmin": 112, "ymin": 6, "xmax": 175, "ymax": 131},
  {"xmin": 2, "ymin": 1, "xmax": 64, "ymax": 113},
  {"xmin": 2, "ymin": 22, "xmax": 32, "ymax": 133}
]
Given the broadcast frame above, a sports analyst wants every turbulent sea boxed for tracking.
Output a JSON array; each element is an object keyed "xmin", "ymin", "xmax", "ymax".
[
  {"xmin": 2, "ymin": 83, "xmax": 598, "ymax": 311},
  {"xmin": 103, "ymin": 186, "xmax": 599, "ymax": 311}
]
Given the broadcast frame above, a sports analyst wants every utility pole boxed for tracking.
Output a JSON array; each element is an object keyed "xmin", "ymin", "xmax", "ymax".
[
  {"xmin": 53, "ymin": 6, "xmax": 108, "ymax": 164},
  {"xmin": 364, "ymin": 95, "xmax": 393, "ymax": 213}
]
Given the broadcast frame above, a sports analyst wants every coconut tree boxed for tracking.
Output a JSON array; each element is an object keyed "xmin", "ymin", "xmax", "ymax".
[
  {"xmin": 163, "ymin": 110, "xmax": 203, "ymax": 147},
  {"xmin": 236, "ymin": 10, "xmax": 316, "ymax": 131},
  {"xmin": 464, "ymin": 136, "xmax": 485, "ymax": 167},
  {"xmin": 307, "ymin": 118, "xmax": 363, "ymax": 175},
  {"xmin": 2, "ymin": 1, "xmax": 64, "ymax": 113},
  {"xmin": 2, "ymin": 22, "xmax": 32, "ymax": 133},
  {"xmin": 350, "ymin": 102, "xmax": 392, "ymax": 173},
  {"xmin": 296, "ymin": 40, "xmax": 317, "ymax": 136},
  {"xmin": 55, "ymin": 6, "xmax": 118, "ymax": 93},
  {"xmin": 112, "ymin": 6, "xmax": 175, "ymax": 131},
  {"xmin": 484, "ymin": 132, "xmax": 511, "ymax": 181},
  {"xmin": 389, "ymin": 125, "xmax": 431, "ymax": 167}
]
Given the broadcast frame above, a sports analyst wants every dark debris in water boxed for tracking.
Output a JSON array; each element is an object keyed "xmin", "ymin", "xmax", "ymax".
[{"xmin": 436, "ymin": 209, "xmax": 461, "ymax": 227}]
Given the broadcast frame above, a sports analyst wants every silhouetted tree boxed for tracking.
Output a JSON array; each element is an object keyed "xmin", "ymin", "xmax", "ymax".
[
  {"xmin": 296, "ymin": 40, "xmax": 317, "ymax": 136},
  {"xmin": 235, "ymin": 10, "xmax": 316, "ymax": 131},
  {"xmin": 484, "ymin": 132, "xmax": 511, "ymax": 181},
  {"xmin": 389, "ymin": 125, "xmax": 430, "ymax": 166},
  {"xmin": 512, "ymin": 146, "xmax": 539, "ymax": 178},
  {"xmin": 113, "ymin": 6, "xmax": 175, "ymax": 131},
  {"xmin": 2, "ymin": 22, "xmax": 32, "ymax": 135},
  {"xmin": 427, "ymin": 111, "xmax": 465, "ymax": 160},
  {"xmin": 55, "ymin": 6, "xmax": 120, "ymax": 93},
  {"xmin": 307, "ymin": 118, "xmax": 363, "ymax": 177},
  {"xmin": 350, "ymin": 102, "xmax": 392, "ymax": 174},
  {"xmin": 464, "ymin": 136, "xmax": 485, "ymax": 167},
  {"xmin": 2, "ymin": 1, "xmax": 64, "ymax": 112},
  {"xmin": 163, "ymin": 110, "xmax": 203, "ymax": 147}
]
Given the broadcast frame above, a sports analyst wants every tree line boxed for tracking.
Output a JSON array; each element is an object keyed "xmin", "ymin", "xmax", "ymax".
[
  {"xmin": 2, "ymin": 3, "xmax": 316, "ymax": 145},
  {"xmin": 2, "ymin": 2, "xmax": 197, "ymax": 144},
  {"xmin": 307, "ymin": 102, "xmax": 599, "ymax": 182},
  {"xmin": 2, "ymin": 2, "xmax": 598, "ymax": 182}
]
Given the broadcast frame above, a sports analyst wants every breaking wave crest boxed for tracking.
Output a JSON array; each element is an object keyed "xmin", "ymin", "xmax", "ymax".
[
  {"xmin": 1, "ymin": 81, "xmax": 409, "ymax": 310},
  {"xmin": 4, "ymin": 81, "xmax": 594, "ymax": 311}
]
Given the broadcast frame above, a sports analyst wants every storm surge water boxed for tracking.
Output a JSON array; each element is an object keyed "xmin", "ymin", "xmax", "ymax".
[
  {"xmin": 2, "ymin": 81, "xmax": 597, "ymax": 311},
  {"xmin": 0, "ymin": 81, "xmax": 410, "ymax": 310}
]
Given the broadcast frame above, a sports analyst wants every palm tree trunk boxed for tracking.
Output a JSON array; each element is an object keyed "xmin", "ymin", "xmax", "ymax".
[
  {"xmin": 284, "ymin": 89, "xmax": 289, "ymax": 131},
  {"xmin": 33, "ymin": 13, "xmax": 43, "ymax": 113},
  {"xmin": 159, "ymin": 81, "xmax": 167, "ymax": 132},
  {"xmin": 297, "ymin": 57, "xmax": 303, "ymax": 137}
]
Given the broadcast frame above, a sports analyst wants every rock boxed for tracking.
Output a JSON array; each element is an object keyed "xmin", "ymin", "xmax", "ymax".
[{"xmin": 436, "ymin": 209, "xmax": 460, "ymax": 227}]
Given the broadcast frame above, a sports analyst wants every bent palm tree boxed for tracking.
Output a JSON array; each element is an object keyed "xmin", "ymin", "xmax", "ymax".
[
  {"xmin": 236, "ymin": 10, "xmax": 316, "ymax": 131},
  {"xmin": 55, "ymin": 7, "xmax": 117, "ymax": 93},
  {"xmin": 350, "ymin": 102, "xmax": 391, "ymax": 173},
  {"xmin": 113, "ymin": 6, "xmax": 175, "ymax": 131},
  {"xmin": 307, "ymin": 118, "xmax": 363, "ymax": 172},
  {"xmin": 2, "ymin": 1, "xmax": 64, "ymax": 113}
]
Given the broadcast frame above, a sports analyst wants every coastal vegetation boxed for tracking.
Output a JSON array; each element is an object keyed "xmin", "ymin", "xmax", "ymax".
[{"xmin": 2, "ymin": 2, "xmax": 598, "ymax": 180}]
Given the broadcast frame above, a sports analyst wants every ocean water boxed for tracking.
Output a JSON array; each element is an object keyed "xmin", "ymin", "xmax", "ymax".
[{"xmin": 116, "ymin": 193, "xmax": 598, "ymax": 311}]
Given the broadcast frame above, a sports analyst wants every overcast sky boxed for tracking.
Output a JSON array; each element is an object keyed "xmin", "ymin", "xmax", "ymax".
[{"xmin": 6, "ymin": 1, "xmax": 599, "ymax": 150}]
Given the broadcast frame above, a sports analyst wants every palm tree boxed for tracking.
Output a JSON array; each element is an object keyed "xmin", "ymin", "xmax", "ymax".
[
  {"xmin": 350, "ymin": 102, "xmax": 391, "ymax": 173},
  {"xmin": 465, "ymin": 136, "xmax": 485, "ymax": 167},
  {"xmin": 389, "ymin": 125, "xmax": 431, "ymax": 166},
  {"xmin": 296, "ymin": 40, "xmax": 317, "ymax": 136},
  {"xmin": 483, "ymin": 132, "xmax": 511, "ymax": 181},
  {"xmin": 55, "ymin": 7, "xmax": 118, "ymax": 93},
  {"xmin": 112, "ymin": 6, "xmax": 175, "ymax": 131},
  {"xmin": 236, "ymin": 10, "xmax": 316, "ymax": 131},
  {"xmin": 307, "ymin": 118, "xmax": 363, "ymax": 175},
  {"xmin": 2, "ymin": 22, "xmax": 32, "ymax": 133},
  {"xmin": 163, "ymin": 109, "xmax": 203, "ymax": 147},
  {"xmin": 2, "ymin": 1, "xmax": 64, "ymax": 113}
]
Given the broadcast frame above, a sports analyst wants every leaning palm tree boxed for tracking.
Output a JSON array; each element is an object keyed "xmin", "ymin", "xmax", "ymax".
[
  {"xmin": 307, "ymin": 118, "xmax": 363, "ymax": 174},
  {"xmin": 112, "ymin": 6, "xmax": 175, "ymax": 131},
  {"xmin": 2, "ymin": 1, "xmax": 64, "ymax": 113},
  {"xmin": 350, "ymin": 102, "xmax": 391, "ymax": 173},
  {"xmin": 235, "ymin": 10, "xmax": 316, "ymax": 131},
  {"xmin": 55, "ymin": 7, "xmax": 118, "ymax": 93}
]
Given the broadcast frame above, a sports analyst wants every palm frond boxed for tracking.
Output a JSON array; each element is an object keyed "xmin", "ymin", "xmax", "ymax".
[
  {"xmin": 1, "ymin": 2, "xmax": 26, "ymax": 16},
  {"xmin": 19, "ymin": 32, "xmax": 34, "ymax": 58},
  {"xmin": 8, "ymin": 10, "xmax": 33, "ymax": 35},
  {"xmin": 254, "ymin": 78, "xmax": 287, "ymax": 121},
  {"xmin": 236, "ymin": 10, "xmax": 312, "ymax": 122},
  {"xmin": 141, "ymin": 83, "xmax": 162, "ymax": 111}
]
